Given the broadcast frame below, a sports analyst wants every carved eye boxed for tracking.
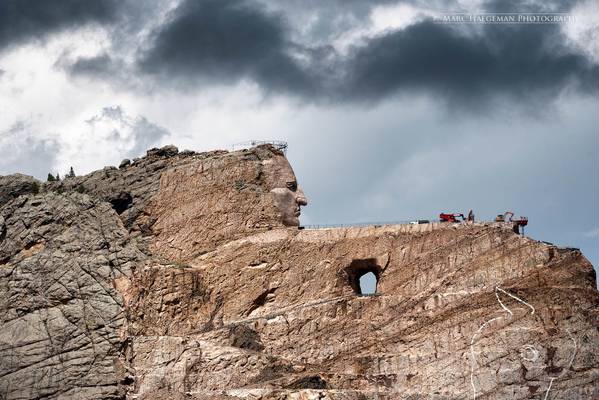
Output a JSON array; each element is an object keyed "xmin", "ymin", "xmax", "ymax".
[{"xmin": 286, "ymin": 181, "xmax": 297, "ymax": 192}]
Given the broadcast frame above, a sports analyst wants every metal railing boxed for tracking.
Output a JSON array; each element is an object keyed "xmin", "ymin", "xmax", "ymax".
[
  {"xmin": 230, "ymin": 140, "xmax": 288, "ymax": 154},
  {"xmin": 301, "ymin": 220, "xmax": 432, "ymax": 229},
  {"xmin": 300, "ymin": 219, "xmax": 525, "ymax": 231}
]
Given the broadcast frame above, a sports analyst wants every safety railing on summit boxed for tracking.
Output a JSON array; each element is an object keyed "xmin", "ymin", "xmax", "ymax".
[
  {"xmin": 300, "ymin": 220, "xmax": 432, "ymax": 230},
  {"xmin": 230, "ymin": 140, "xmax": 288, "ymax": 154}
]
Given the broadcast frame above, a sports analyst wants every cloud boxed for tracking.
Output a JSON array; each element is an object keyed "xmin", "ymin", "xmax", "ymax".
[
  {"xmin": 0, "ymin": 106, "xmax": 169, "ymax": 180},
  {"xmin": 139, "ymin": 0, "xmax": 316, "ymax": 95},
  {"xmin": 15, "ymin": 0, "xmax": 590, "ymax": 110},
  {"xmin": 585, "ymin": 228, "xmax": 599, "ymax": 238},
  {"xmin": 129, "ymin": 0, "xmax": 599, "ymax": 109},
  {"xmin": 341, "ymin": 21, "xmax": 599, "ymax": 107},
  {"xmin": 63, "ymin": 53, "xmax": 114, "ymax": 75},
  {"xmin": 54, "ymin": 105, "xmax": 171, "ymax": 175},
  {"xmin": 56, "ymin": 52, "xmax": 127, "ymax": 83},
  {"xmin": 257, "ymin": 0, "xmax": 399, "ymax": 46},
  {"xmin": 0, "ymin": 0, "xmax": 597, "ymax": 282},
  {"xmin": 0, "ymin": 121, "xmax": 60, "ymax": 179},
  {"xmin": 563, "ymin": 0, "xmax": 599, "ymax": 63},
  {"xmin": 87, "ymin": 105, "xmax": 171, "ymax": 158},
  {"xmin": 0, "ymin": 0, "xmax": 120, "ymax": 51}
]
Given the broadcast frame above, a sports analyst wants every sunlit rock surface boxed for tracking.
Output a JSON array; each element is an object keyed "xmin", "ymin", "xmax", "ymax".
[{"xmin": 1, "ymin": 145, "xmax": 597, "ymax": 399}]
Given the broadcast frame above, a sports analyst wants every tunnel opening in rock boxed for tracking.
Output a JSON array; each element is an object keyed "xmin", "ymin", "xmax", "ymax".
[
  {"xmin": 345, "ymin": 259, "xmax": 381, "ymax": 296},
  {"xmin": 108, "ymin": 192, "xmax": 133, "ymax": 214},
  {"xmin": 360, "ymin": 272, "xmax": 377, "ymax": 295}
]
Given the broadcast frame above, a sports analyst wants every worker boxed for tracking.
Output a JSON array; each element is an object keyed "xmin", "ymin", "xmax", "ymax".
[{"xmin": 467, "ymin": 209, "xmax": 474, "ymax": 222}]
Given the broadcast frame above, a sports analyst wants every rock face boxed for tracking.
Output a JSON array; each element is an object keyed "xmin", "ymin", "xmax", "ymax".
[
  {"xmin": 0, "ymin": 144, "xmax": 597, "ymax": 400},
  {"xmin": 0, "ymin": 174, "xmax": 40, "ymax": 208},
  {"xmin": 0, "ymin": 192, "xmax": 143, "ymax": 399}
]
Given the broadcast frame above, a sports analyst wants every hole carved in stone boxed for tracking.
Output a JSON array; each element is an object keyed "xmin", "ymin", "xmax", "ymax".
[{"xmin": 345, "ymin": 258, "xmax": 381, "ymax": 296}]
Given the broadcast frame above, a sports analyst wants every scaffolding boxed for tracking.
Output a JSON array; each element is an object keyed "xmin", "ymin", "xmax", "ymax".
[{"xmin": 230, "ymin": 140, "xmax": 288, "ymax": 154}]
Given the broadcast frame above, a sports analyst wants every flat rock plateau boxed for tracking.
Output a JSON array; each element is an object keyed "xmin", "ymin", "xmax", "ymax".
[{"xmin": 0, "ymin": 144, "xmax": 597, "ymax": 400}]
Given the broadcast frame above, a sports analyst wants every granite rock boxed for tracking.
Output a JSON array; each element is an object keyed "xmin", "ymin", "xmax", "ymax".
[{"xmin": 0, "ymin": 144, "xmax": 597, "ymax": 400}]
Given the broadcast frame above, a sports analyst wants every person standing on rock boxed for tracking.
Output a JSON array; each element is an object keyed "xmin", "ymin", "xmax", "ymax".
[{"xmin": 467, "ymin": 209, "xmax": 475, "ymax": 222}]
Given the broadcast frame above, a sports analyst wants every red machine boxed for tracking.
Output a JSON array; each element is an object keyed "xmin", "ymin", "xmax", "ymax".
[{"xmin": 439, "ymin": 213, "xmax": 465, "ymax": 223}]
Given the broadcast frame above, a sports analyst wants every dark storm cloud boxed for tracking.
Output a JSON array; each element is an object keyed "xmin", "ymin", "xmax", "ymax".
[
  {"xmin": 66, "ymin": 54, "xmax": 113, "ymax": 76},
  {"xmin": 480, "ymin": 0, "xmax": 581, "ymax": 12},
  {"xmin": 56, "ymin": 53, "xmax": 127, "ymax": 82},
  {"xmin": 0, "ymin": 0, "xmax": 120, "ymax": 51},
  {"xmin": 342, "ymin": 21, "xmax": 599, "ymax": 105},
  {"xmin": 132, "ymin": 0, "xmax": 599, "ymax": 106},
  {"xmin": 22, "ymin": 0, "xmax": 592, "ymax": 107},
  {"xmin": 4, "ymin": 0, "xmax": 594, "ymax": 106},
  {"xmin": 258, "ymin": 0, "xmax": 398, "ymax": 43},
  {"xmin": 139, "ymin": 0, "xmax": 316, "ymax": 94}
]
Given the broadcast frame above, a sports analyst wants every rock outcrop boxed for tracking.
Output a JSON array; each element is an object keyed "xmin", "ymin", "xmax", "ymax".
[
  {"xmin": 0, "ymin": 174, "xmax": 40, "ymax": 208},
  {"xmin": 0, "ymin": 144, "xmax": 597, "ymax": 400}
]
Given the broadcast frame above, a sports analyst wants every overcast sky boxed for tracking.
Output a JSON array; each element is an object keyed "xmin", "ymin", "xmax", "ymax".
[{"xmin": 1, "ymin": 0, "xmax": 598, "ymax": 283}]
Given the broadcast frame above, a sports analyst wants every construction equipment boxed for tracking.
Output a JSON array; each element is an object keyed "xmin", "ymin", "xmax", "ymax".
[
  {"xmin": 439, "ymin": 213, "xmax": 465, "ymax": 223},
  {"xmin": 513, "ymin": 216, "xmax": 528, "ymax": 235},
  {"xmin": 495, "ymin": 211, "xmax": 514, "ymax": 222},
  {"xmin": 511, "ymin": 216, "xmax": 528, "ymax": 231},
  {"xmin": 495, "ymin": 211, "xmax": 528, "ymax": 225},
  {"xmin": 512, "ymin": 216, "xmax": 528, "ymax": 227},
  {"xmin": 495, "ymin": 211, "xmax": 528, "ymax": 235}
]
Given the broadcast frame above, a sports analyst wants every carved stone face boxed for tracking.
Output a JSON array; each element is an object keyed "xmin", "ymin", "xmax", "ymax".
[{"xmin": 263, "ymin": 155, "xmax": 308, "ymax": 226}]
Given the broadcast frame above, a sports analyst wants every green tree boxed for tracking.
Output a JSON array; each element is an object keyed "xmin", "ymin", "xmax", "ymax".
[
  {"xmin": 67, "ymin": 166, "xmax": 75, "ymax": 179},
  {"xmin": 47, "ymin": 173, "xmax": 56, "ymax": 182},
  {"xmin": 56, "ymin": 173, "xmax": 60, "ymax": 181}
]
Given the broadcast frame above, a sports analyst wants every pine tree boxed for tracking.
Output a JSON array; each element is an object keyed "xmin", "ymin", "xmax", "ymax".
[
  {"xmin": 67, "ymin": 166, "xmax": 75, "ymax": 178},
  {"xmin": 47, "ymin": 173, "xmax": 56, "ymax": 182},
  {"xmin": 56, "ymin": 173, "xmax": 60, "ymax": 181}
]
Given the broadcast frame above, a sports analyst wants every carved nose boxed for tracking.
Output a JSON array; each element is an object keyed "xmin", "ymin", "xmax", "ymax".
[{"xmin": 296, "ymin": 188, "xmax": 308, "ymax": 206}]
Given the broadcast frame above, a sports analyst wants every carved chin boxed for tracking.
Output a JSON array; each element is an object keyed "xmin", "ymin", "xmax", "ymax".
[{"xmin": 281, "ymin": 214, "xmax": 300, "ymax": 226}]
